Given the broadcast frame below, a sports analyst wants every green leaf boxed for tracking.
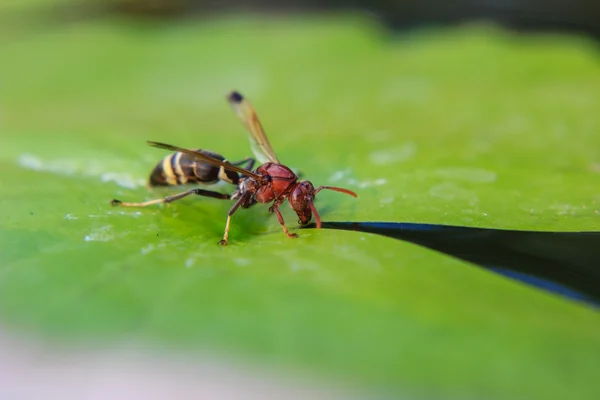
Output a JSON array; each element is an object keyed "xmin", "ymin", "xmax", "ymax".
[{"xmin": 1, "ymin": 13, "xmax": 600, "ymax": 399}]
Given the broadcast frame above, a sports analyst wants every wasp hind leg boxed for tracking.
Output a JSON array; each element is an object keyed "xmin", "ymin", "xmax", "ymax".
[
  {"xmin": 230, "ymin": 157, "xmax": 255, "ymax": 171},
  {"xmin": 111, "ymin": 188, "xmax": 230, "ymax": 208}
]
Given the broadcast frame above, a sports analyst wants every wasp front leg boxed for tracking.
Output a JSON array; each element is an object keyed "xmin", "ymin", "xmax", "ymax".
[{"xmin": 270, "ymin": 204, "xmax": 299, "ymax": 239}]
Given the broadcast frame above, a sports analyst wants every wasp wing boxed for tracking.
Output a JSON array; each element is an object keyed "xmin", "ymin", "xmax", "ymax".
[
  {"xmin": 227, "ymin": 91, "xmax": 280, "ymax": 164},
  {"xmin": 147, "ymin": 141, "xmax": 262, "ymax": 180}
]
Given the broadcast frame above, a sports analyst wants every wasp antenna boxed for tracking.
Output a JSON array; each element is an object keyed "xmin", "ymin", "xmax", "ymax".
[
  {"xmin": 314, "ymin": 186, "xmax": 357, "ymax": 198},
  {"xmin": 228, "ymin": 91, "xmax": 244, "ymax": 103},
  {"xmin": 308, "ymin": 199, "xmax": 322, "ymax": 229}
]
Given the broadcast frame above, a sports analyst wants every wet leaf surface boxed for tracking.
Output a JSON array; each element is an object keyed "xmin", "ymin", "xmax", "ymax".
[{"xmin": 1, "ymin": 13, "xmax": 600, "ymax": 399}]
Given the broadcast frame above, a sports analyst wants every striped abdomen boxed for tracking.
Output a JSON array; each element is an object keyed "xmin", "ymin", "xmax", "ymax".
[{"xmin": 149, "ymin": 150, "xmax": 240, "ymax": 187}]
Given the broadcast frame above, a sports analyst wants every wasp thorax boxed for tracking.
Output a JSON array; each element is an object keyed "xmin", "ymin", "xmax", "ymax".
[{"xmin": 289, "ymin": 180, "xmax": 315, "ymax": 225}]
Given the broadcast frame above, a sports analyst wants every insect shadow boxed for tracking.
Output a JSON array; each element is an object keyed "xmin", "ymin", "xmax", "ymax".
[{"xmin": 302, "ymin": 221, "xmax": 600, "ymax": 308}]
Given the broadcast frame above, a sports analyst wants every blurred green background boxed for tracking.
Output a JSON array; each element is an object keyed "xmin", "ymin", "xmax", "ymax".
[{"xmin": 1, "ymin": 1, "xmax": 600, "ymax": 399}]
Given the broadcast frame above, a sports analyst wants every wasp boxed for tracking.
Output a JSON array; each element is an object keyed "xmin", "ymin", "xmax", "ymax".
[{"xmin": 111, "ymin": 91, "xmax": 357, "ymax": 245}]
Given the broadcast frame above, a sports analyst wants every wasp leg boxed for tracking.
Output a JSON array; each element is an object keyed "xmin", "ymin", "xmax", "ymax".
[
  {"xmin": 219, "ymin": 192, "xmax": 252, "ymax": 246},
  {"xmin": 231, "ymin": 157, "xmax": 255, "ymax": 171},
  {"xmin": 272, "ymin": 206, "xmax": 299, "ymax": 239},
  {"xmin": 111, "ymin": 188, "xmax": 230, "ymax": 208}
]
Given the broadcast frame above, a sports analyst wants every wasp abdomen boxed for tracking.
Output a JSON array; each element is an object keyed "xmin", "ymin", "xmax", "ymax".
[{"xmin": 149, "ymin": 150, "xmax": 239, "ymax": 187}]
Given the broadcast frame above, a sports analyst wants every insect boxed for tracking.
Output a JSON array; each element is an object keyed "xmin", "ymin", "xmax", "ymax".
[{"xmin": 111, "ymin": 91, "xmax": 357, "ymax": 245}]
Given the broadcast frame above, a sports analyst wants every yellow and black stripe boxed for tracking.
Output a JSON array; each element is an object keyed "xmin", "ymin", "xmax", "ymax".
[{"xmin": 149, "ymin": 149, "xmax": 246, "ymax": 187}]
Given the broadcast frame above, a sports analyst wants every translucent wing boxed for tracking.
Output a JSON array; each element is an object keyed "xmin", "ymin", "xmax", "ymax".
[
  {"xmin": 147, "ymin": 141, "xmax": 262, "ymax": 179},
  {"xmin": 227, "ymin": 91, "xmax": 280, "ymax": 164}
]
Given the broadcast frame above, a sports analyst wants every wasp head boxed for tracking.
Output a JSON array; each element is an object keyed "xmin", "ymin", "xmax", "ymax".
[
  {"xmin": 289, "ymin": 180, "xmax": 315, "ymax": 226},
  {"xmin": 288, "ymin": 181, "xmax": 358, "ymax": 229}
]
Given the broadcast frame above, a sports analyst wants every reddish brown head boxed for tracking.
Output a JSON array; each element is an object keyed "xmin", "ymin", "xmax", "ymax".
[
  {"xmin": 289, "ymin": 180, "xmax": 316, "ymax": 225},
  {"xmin": 288, "ymin": 180, "xmax": 357, "ymax": 228}
]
